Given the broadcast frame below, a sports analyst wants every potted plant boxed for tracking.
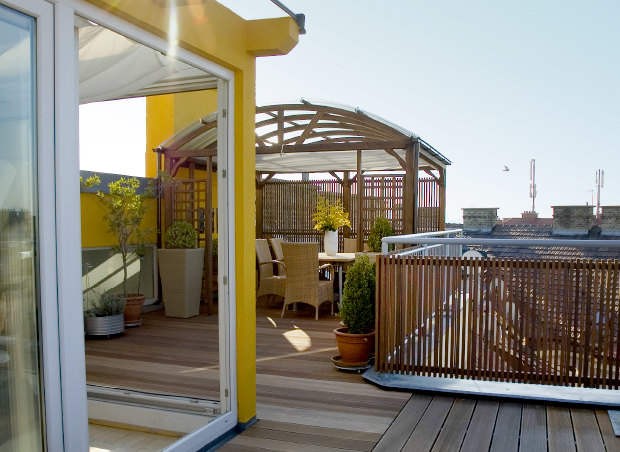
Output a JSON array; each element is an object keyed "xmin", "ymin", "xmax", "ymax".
[
  {"xmin": 334, "ymin": 254, "xmax": 376, "ymax": 363},
  {"xmin": 157, "ymin": 221, "xmax": 205, "ymax": 318},
  {"xmin": 363, "ymin": 217, "xmax": 394, "ymax": 263},
  {"xmin": 84, "ymin": 292, "xmax": 126, "ymax": 336},
  {"xmin": 83, "ymin": 175, "xmax": 154, "ymax": 326},
  {"xmin": 312, "ymin": 196, "xmax": 351, "ymax": 256}
]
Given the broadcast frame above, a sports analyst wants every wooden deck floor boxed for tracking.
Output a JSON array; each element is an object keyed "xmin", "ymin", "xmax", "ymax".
[
  {"xmin": 86, "ymin": 304, "xmax": 221, "ymax": 401},
  {"xmin": 371, "ymin": 395, "xmax": 620, "ymax": 452},
  {"xmin": 86, "ymin": 301, "xmax": 620, "ymax": 452}
]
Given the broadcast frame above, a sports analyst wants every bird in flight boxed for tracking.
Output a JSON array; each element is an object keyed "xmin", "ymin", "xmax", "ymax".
[{"xmin": 503, "ymin": 165, "xmax": 510, "ymax": 171}]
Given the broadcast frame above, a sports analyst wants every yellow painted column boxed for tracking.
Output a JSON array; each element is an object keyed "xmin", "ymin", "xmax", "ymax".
[
  {"xmin": 234, "ymin": 63, "xmax": 257, "ymax": 423},
  {"xmin": 145, "ymin": 95, "xmax": 175, "ymax": 178}
]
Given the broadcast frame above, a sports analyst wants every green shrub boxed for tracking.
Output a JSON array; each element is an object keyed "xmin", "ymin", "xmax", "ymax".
[
  {"xmin": 339, "ymin": 255, "xmax": 376, "ymax": 334},
  {"xmin": 212, "ymin": 237, "xmax": 218, "ymax": 257},
  {"xmin": 367, "ymin": 217, "xmax": 394, "ymax": 252},
  {"xmin": 84, "ymin": 293, "xmax": 126, "ymax": 317},
  {"xmin": 165, "ymin": 221, "xmax": 198, "ymax": 249}
]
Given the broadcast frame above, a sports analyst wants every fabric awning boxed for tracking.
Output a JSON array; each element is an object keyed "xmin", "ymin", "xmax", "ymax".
[{"xmin": 76, "ymin": 19, "xmax": 216, "ymax": 104}]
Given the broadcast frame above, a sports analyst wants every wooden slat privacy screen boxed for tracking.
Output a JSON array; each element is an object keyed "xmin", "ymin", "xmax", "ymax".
[
  {"xmin": 376, "ymin": 255, "xmax": 620, "ymax": 389},
  {"xmin": 262, "ymin": 176, "xmax": 440, "ymax": 249}
]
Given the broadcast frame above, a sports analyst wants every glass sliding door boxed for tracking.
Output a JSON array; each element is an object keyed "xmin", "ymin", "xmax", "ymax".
[
  {"xmin": 0, "ymin": 3, "xmax": 44, "ymax": 451},
  {"xmin": 76, "ymin": 18, "xmax": 234, "ymax": 445}
]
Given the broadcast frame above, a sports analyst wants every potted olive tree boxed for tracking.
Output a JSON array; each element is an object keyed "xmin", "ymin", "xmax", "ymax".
[
  {"xmin": 157, "ymin": 221, "xmax": 205, "ymax": 318},
  {"xmin": 312, "ymin": 196, "xmax": 350, "ymax": 256},
  {"xmin": 83, "ymin": 175, "xmax": 154, "ymax": 327},
  {"xmin": 333, "ymin": 254, "xmax": 376, "ymax": 363},
  {"xmin": 84, "ymin": 292, "xmax": 126, "ymax": 336}
]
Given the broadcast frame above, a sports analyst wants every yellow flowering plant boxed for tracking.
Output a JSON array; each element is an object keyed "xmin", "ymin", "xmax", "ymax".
[{"xmin": 312, "ymin": 196, "xmax": 351, "ymax": 232}]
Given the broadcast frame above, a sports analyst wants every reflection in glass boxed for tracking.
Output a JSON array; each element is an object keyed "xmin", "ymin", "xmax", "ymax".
[{"xmin": 0, "ymin": 4, "xmax": 44, "ymax": 451}]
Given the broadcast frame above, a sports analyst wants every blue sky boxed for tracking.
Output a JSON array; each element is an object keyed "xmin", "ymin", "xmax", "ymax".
[{"xmin": 80, "ymin": 0, "xmax": 620, "ymax": 223}]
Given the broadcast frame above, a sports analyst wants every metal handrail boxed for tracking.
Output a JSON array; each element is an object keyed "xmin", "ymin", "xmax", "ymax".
[
  {"xmin": 381, "ymin": 229, "xmax": 462, "ymax": 254},
  {"xmin": 381, "ymin": 231, "xmax": 620, "ymax": 255}
]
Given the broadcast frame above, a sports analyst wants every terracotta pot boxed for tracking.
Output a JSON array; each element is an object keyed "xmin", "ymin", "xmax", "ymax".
[
  {"xmin": 123, "ymin": 294, "xmax": 146, "ymax": 327},
  {"xmin": 333, "ymin": 327, "xmax": 375, "ymax": 363}
]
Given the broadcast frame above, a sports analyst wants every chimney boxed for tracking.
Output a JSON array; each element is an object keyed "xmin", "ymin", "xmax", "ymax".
[
  {"xmin": 552, "ymin": 205, "xmax": 593, "ymax": 236},
  {"xmin": 521, "ymin": 211, "xmax": 539, "ymax": 221},
  {"xmin": 462, "ymin": 208, "xmax": 498, "ymax": 232},
  {"xmin": 601, "ymin": 206, "xmax": 620, "ymax": 236}
]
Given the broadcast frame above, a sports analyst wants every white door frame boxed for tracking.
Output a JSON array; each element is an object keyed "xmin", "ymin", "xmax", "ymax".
[
  {"xmin": 2, "ymin": 0, "xmax": 238, "ymax": 450},
  {"xmin": 0, "ymin": 0, "xmax": 65, "ymax": 450}
]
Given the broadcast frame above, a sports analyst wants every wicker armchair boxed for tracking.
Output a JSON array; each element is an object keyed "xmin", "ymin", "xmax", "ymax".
[
  {"xmin": 281, "ymin": 242, "xmax": 334, "ymax": 320},
  {"xmin": 343, "ymin": 238, "xmax": 357, "ymax": 253},
  {"xmin": 255, "ymin": 239, "xmax": 286, "ymax": 301},
  {"xmin": 269, "ymin": 238, "xmax": 285, "ymax": 276},
  {"xmin": 343, "ymin": 238, "xmax": 370, "ymax": 253}
]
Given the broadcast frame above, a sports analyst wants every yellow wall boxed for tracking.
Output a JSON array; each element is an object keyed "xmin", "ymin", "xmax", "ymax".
[
  {"xmin": 84, "ymin": 0, "xmax": 299, "ymax": 423},
  {"xmin": 145, "ymin": 91, "xmax": 218, "ymax": 178},
  {"xmin": 80, "ymin": 192, "xmax": 159, "ymax": 249}
]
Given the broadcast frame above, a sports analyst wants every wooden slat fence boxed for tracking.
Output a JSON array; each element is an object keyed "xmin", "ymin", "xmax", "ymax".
[
  {"xmin": 262, "ymin": 176, "xmax": 440, "ymax": 249},
  {"xmin": 376, "ymin": 255, "xmax": 620, "ymax": 389}
]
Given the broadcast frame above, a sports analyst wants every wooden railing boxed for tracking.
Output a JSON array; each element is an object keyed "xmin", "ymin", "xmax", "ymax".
[{"xmin": 376, "ymin": 255, "xmax": 620, "ymax": 389}]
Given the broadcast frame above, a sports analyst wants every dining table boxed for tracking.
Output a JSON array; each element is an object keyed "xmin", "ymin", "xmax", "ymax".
[{"xmin": 318, "ymin": 252, "xmax": 356, "ymax": 308}]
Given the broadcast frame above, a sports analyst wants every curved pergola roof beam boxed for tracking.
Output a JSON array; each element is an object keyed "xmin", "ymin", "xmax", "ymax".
[
  {"xmin": 156, "ymin": 99, "xmax": 451, "ymax": 175},
  {"xmin": 254, "ymin": 100, "xmax": 450, "ymax": 173}
]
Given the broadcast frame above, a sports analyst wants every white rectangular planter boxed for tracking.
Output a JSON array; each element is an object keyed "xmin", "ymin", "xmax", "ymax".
[{"xmin": 157, "ymin": 248, "xmax": 205, "ymax": 318}]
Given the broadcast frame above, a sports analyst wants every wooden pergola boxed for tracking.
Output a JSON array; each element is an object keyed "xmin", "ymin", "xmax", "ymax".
[
  {"xmin": 155, "ymin": 101, "xmax": 451, "ymax": 304},
  {"xmin": 254, "ymin": 101, "xmax": 451, "ymax": 250}
]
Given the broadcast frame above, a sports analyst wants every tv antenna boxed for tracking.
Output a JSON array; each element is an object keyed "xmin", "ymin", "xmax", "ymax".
[
  {"xmin": 529, "ymin": 159, "xmax": 537, "ymax": 213},
  {"xmin": 596, "ymin": 169, "xmax": 604, "ymax": 216}
]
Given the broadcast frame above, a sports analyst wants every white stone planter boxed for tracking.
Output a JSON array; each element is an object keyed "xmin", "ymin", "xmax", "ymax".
[
  {"xmin": 158, "ymin": 248, "xmax": 205, "ymax": 318},
  {"xmin": 324, "ymin": 230, "xmax": 338, "ymax": 256}
]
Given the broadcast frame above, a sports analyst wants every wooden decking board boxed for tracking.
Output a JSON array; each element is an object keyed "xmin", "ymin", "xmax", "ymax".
[
  {"xmin": 595, "ymin": 410, "xmax": 620, "ymax": 452},
  {"xmin": 257, "ymin": 394, "xmax": 402, "ymax": 418},
  {"xmin": 489, "ymin": 402, "xmax": 522, "ymax": 452},
  {"xmin": 255, "ymin": 419, "xmax": 382, "ymax": 442},
  {"xmin": 88, "ymin": 424, "xmax": 177, "ymax": 452},
  {"xmin": 519, "ymin": 404, "xmax": 546, "ymax": 452},
  {"xmin": 242, "ymin": 426, "xmax": 375, "ymax": 452},
  {"xmin": 547, "ymin": 406, "xmax": 576, "ymax": 452},
  {"xmin": 255, "ymin": 374, "xmax": 410, "ymax": 400},
  {"xmin": 228, "ymin": 435, "xmax": 367, "ymax": 452},
  {"xmin": 430, "ymin": 398, "xmax": 476, "ymax": 452},
  {"xmin": 372, "ymin": 395, "xmax": 433, "ymax": 452},
  {"xmin": 257, "ymin": 404, "xmax": 394, "ymax": 434},
  {"xmin": 217, "ymin": 444, "xmax": 275, "ymax": 452},
  {"xmin": 401, "ymin": 397, "xmax": 454, "ymax": 452},
  {"xmin": 459, "ymin": 400, "xmax": 499, "ymax": 452},
  {"xmin": 256, "ymin": 383, "xmax": 409, "ymax": 408},
  {"xmin": 570, "ymin": 408, "xmax": 606, "ymax": 452}
]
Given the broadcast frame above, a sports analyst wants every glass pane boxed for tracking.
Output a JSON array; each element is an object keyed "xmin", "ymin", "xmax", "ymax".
[{"xmin": 0, "ymin": 4, "xmax": 44, "ymax": 451}]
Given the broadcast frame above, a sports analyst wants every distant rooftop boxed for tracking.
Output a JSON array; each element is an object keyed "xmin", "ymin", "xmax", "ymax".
[{"xmin": 464, "ymin": 224, "xmax": 620, "ymax": 260}]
